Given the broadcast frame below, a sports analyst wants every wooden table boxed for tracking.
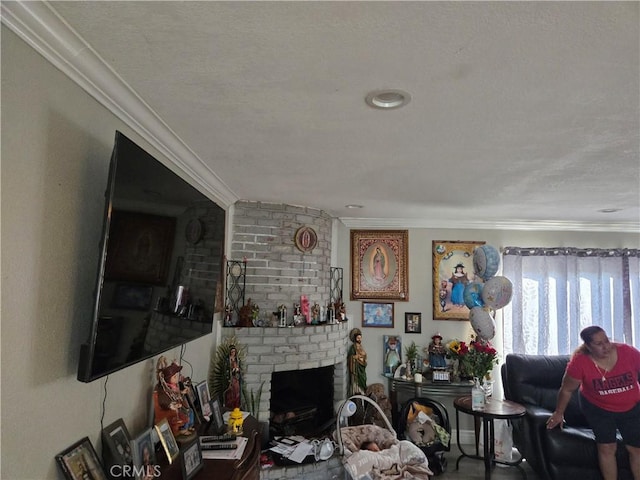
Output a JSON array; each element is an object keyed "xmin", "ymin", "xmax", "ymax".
[
  {"xmin": 160, "ymin": 415, "xmax": 261, "ymax": 480},
  {"xmin": 453, "ymin": 396, "xmax": 527, "ymax": 480}
]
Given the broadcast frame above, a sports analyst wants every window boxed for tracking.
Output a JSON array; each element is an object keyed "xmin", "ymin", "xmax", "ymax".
[{"xmin": 502, "ymin": 247, "xmax": 639, "ymax": 355}]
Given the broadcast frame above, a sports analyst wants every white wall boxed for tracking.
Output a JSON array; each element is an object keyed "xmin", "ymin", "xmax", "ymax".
[
  {"xmin": 3, "ymin": 23, "xmax": 639, "ymax": 480},
  {"xmin": 1, "ymin": 27, "xmax": 218, "ymax": 479}
]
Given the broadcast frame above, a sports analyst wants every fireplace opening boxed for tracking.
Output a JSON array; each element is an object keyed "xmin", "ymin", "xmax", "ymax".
[{"xmin": 269, "ymin": 365, "xmax": 335, "ymax": 438}]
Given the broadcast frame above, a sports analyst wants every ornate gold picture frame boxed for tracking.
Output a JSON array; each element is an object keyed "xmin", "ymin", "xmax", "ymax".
[
  {"xmin": 432, "ymin": 240, "xmax": 485, "ymax": 320},
  {"xmin": 351, "ymin": 230, "xmax": 409, "ymax": 301}
]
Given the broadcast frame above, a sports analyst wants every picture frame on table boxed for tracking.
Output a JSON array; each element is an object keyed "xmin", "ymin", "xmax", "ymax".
[
  {"xmin": 350, "ymin": 230, "xmax": 409, "ymax": 301},
  {"xmin": 154, "ymin": 418, "xmax": 179, "ymax": 464},
  {"xmin": 101, "ymin": 418, "xmax": 134, "ymax": 469},
  {"xmin": 404, "ymin": 312, "xmax": 422, "ymax": 333},
  {"xmin": 132, "ymin": 428, "xmax": 157, "ymax": 480},
  {"xmin": 432, "ymin": 240, "xmax": 485, "ymax": 320},
  {"xmin": 55, "ymin": 437, "xmax": 108, "ymax": 480},
  {"xmin": 210, "ymin": 398, "xmax": 226, "ymax": 435},
  {"xmin": 180, "ymin": 437, "xmax": 204, "ymax": 480},
  {"xmin": 196, "ymin": 380, "xmax": 212, "ymax": 419},
  {"xmin": 362, "ymin": 301, "xmax": 394, "ymax": 328}
]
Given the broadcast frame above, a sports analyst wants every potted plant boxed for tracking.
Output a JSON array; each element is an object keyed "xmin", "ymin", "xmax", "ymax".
[{"xmin": 404, "ymin": 341, "xmax": 419, "ymax": 374}]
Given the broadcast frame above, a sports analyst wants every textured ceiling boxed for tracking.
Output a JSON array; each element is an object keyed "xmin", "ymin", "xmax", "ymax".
[{"xmin": 10, "ymin": 1, "xmax": 640, "ymax": 230}]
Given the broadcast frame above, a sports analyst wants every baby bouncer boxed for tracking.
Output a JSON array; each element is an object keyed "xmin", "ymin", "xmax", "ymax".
[{"xmin": 335, "ymin": 395, "xmax": 435, "ymax": 480}]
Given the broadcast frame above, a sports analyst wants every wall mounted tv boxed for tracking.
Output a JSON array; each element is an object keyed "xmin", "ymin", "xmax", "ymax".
[{"xmin": 78, "ymin": 131, "xmax": 226, "ymax": 382}]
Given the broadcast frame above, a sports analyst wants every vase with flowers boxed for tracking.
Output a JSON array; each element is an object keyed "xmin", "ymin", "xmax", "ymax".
[{"xmin": 446, "ymin": 336, "xmax": 499, "ymax": 383}]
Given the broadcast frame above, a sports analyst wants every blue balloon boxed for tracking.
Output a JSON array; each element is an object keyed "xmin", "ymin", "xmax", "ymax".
[
  {"xmin": 463, "ymin": 282, "xmax": 485, "ymax": 309},
  {"xmin": 473, "ymin": 245, "xmax": 501, "ymax": 280}
]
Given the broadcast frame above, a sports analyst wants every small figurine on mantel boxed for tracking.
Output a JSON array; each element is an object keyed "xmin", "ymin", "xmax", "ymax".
[
  {"xmin": 426, "ymin": 333, "xmax": 448, "ymax": 369},
  {"xmin": 311, "ymin": 302, "xmax": 321, "ymax": 324},
  {"xmin": 153, "ymin": 356, "xmax": 195, "ymax": 438}
]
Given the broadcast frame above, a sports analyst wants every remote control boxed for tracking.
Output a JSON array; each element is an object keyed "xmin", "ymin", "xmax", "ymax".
[
  {"xmin": 200, "ymin": 434, "xmax": 235, "ymax": 443},
  {"xmin": 200, "ymin": 443, "xmax": 237, "ymax": 450}
]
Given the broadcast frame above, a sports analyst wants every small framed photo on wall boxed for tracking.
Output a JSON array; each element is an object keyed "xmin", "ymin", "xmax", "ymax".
[{"xmin": 404, "ymin": 312, "xmax": 421, "ymax": 333}]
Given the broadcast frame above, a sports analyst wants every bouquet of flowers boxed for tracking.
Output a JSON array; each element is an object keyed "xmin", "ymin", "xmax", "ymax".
[{"xmin": 446, "ymin": 337, "xmax": 498, "ymax": 380}]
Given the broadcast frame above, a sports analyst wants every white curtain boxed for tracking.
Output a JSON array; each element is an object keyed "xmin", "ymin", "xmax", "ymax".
[{"xmin": 502, "ymin": 247, "xmax": 639, "ymax": 356}]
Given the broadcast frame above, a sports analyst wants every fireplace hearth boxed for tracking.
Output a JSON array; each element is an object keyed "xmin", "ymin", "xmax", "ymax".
[{"xmin": 270, "ymin": 365, "xmax": 334, "ymax": 438}]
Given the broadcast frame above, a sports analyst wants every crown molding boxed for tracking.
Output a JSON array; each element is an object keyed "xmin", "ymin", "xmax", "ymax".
[
  {"xmin": 1, "ymin": 0, "xmax": 238, "ymax": 209},
  {"xmin": 338, "ymin": 217, "xmax": 640, "ymax": 233}
]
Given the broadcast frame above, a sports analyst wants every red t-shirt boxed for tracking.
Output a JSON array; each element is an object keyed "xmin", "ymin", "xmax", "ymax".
[{"xmin": 566, "ymin": 343, "xmax": 640, "ymax": 412}]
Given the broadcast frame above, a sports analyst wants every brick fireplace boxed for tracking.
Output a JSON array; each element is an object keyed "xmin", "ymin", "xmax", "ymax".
[{"xmin": 230, "ymin": 322, "xmax": 350, "ymax": 426}]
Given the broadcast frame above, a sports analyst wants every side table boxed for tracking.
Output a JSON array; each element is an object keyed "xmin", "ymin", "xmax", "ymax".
[{"xmin": 453, "ymin": 396, "xmax": 527, "ymax": 480}]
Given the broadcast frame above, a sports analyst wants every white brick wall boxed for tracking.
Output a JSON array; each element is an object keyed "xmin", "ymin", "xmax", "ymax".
[{"xmin": 231, "ymin": 323, "xmax": 350, "ymax": 422}]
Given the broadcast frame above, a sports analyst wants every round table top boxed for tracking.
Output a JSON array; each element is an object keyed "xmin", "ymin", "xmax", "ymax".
[{"xmin": 454, "ymin": 396, "xmax": 526, "ymax": 419}]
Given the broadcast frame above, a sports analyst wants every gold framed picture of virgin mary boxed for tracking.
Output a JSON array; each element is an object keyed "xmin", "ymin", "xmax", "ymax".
[{"xmin": 350, "ymin": 230, "xmax": 409, "ymax": 301}]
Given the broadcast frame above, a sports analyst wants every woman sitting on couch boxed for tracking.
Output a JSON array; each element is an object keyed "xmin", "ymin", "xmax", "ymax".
[{"xmin": 546, "ymin": 325, "xmax": 640, "ymax": 480}]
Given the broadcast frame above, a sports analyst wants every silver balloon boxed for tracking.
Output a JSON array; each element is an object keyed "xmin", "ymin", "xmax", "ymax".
[
  {"xmin": 482, "ymin": 276, "xmax": 513, "ymax": 309},
  {"xmin": 469, "ymin": 306, "xmax": 496, "ymax": 341}
]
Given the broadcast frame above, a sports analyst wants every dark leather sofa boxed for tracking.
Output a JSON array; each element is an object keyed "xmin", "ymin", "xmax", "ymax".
[{"xmin": 502, "ymin": 353, "xmax": 632, "ymax": 480}]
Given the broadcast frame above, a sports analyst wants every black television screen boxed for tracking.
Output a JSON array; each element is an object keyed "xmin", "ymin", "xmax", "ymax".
[{"xmin": 78, "ymin": 131, "xmax": 225, "ymax": 382}]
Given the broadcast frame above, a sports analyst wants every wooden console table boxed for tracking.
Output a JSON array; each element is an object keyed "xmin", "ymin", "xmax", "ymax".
[{"xmin": 160, "ymin": 415, "xmax": 261, "ymax": 480}]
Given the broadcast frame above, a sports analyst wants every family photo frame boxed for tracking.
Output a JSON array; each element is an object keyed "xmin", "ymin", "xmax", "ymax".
[
  {"xmin": 196, "ymin": 380, "xmax": 212, "ymax": 419},
  {"xmin": 404, "ymin": 312, "xmax": 422, "ymax": 333},
  {"xmin": 55, "ymin": 437, "xmax": 108, "ymax": 480},
  {"xmin": 180, "ymin": 437, "xmax": 204, "ymax": 480},
  {"xmin": 132, "ymin": 428, "xmax": 157, "ymax": 480},
  {"xmin": 432, "ymin": 240, "xmax": 485, "ymax": 320},
  {"xmin": 101, "ymin": 418, "xmax": 133, "ymax": 470},
  {"xmin": 350, "ymin": 230, "xmax": 409, "ymax": 301},
  {"xmin": 154, "ymin": 418, "xmax": 179, "ymax": 464}
]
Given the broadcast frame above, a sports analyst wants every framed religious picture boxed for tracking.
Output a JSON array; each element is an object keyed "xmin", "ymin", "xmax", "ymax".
[
  {"xmin": 404, "ymin": 312, "xmax": 422, "ymax": 333},
  {"xmin": 382, "ymin": 335, "xmax": 402, "ymax": 376},
  {"xmin": 55, "ymin": 437, "xmax": 108, "ymax": 480},
  {"xmin": 362, "ymin": 302, "xmax": 394, "ymax": 328},
  {"xmin": 350, "ymin": 230, "xmax": 409, "ymax": 301},
  {"xmin": 432, "ymin": 240, "xmax": 485, "ymax": 320}
]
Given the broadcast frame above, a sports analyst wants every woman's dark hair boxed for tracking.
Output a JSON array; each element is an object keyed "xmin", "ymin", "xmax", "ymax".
[{"xmin": 580, "ymin": 326, "xmax": 605, "ymax": 345}]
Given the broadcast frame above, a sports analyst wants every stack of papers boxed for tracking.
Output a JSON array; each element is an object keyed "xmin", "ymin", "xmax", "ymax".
[
  {"xmin": 201, "ymin": 436, "xmax": 248, "ymax": 460},
  {"xmin": 269, "ymin": 436, "xmax": 315, "ymax": 463}
]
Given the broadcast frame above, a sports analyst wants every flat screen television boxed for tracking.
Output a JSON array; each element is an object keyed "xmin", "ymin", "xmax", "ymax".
[{"xmin": 78, "ymin": 131, "xmax": 226, "ymax": 382}]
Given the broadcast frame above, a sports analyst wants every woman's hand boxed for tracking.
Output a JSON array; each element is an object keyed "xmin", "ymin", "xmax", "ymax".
[{"xmin": 546, "ymin": 411, "xmax": 564, "ymax": 429}]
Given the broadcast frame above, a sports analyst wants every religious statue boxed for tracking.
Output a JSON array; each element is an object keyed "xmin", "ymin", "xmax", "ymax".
[
  {"xmin": 223, "ymin": 345, "xmax": 242, "ymax": 409},
  {"xmin": 427, "ymin": 333, "xmax": 448, "ymax": 369},
  {"xmin": 348, "ymin": 328, "xmax": 368, "ymax": 395}
]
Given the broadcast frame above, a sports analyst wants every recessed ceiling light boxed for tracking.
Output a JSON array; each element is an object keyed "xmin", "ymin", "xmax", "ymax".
[
  {"xmin": 598, "ymin": 208, "xmax": 621, "ymax": 213},
  {"xmin": 345, "ymin": 204, "xmax": 364, "ymax": 209},
  {"xmin": 365, "ymin": 89, "xmax": 411, "ymax": 109}
]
